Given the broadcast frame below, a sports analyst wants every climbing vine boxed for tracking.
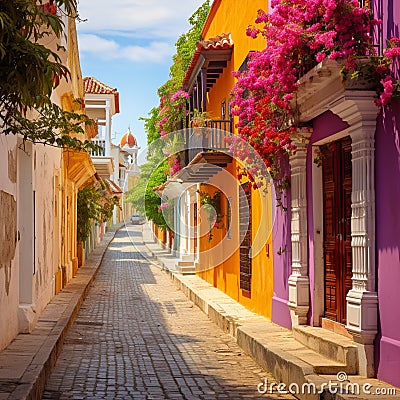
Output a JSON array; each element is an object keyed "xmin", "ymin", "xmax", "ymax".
[
  {"xmin": 230, "ymin": 0, "xmax": 400, "ymax": 192},
  {"xmin": 77, "ymin": 181, "xmax": 120, "ymax": 243},
  {"xmin": 0, "ymin": 0, "xmax": 97, "ymax": 151}
]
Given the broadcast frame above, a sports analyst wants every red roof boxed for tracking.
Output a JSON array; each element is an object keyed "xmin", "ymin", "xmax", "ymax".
[
  {"xmin": 83, "ymin": 76, "xmax": 117, "ymax": 94},
  {"xmin": 105, "ymin": 178, "xmax": 123, "ymax": 195},
  {"xmin": 83, "ymin": 76, "xmax": 120, "ymax": 114},
  {"xmin": 120, "ymin": 130, "xmax": 138, "ymax": 147},
  {"xmin": 183, "ymin": 33, "xmax": 233, "ymax": 86}
]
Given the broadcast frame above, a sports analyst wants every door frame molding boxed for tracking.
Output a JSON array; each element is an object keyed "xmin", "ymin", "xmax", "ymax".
[
  {"xmin": 292, "ymin": 58, "xmax": 379, "ymax": 376},
  {"xmin": 312, "ymin": 129, "xmax": 351, "ymax": 326}
]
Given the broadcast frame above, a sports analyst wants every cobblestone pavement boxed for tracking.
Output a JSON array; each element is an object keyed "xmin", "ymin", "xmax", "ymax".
[{"xmin": 42, "ymin": 227, "xmax": 295, "ymax": 400}]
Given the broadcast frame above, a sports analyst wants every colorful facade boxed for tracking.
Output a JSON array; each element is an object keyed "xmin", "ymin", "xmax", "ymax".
[
  {"xmin": 160, "ymin": 0, "xmax": 275, "ymax": 319},
  {"xmin": 158, "ymin": 0, "xmax": 400, "ymax": 388},
  {"xmin": 0, "ymin": 13, "xmax": 97, "ymax": 349},
  {"xmin": 271, "ymin": 0, "xmax": 400, "ymax": 387}
]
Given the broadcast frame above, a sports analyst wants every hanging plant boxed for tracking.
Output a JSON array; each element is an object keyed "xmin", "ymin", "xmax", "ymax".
[
  {"xmin": 198, "ymin": 188, "xmax": 224, "ymax": 242},
  {"xmin": 230, "ymin": 0, "xmax": 400, "ymax": 201},
  {"xmin": 77, "ymin": 180, "xmax": 121, "ymax": 243},
  {"xmin": 190, "ymin": 109, "xmax": 210, "ymax": 127}
]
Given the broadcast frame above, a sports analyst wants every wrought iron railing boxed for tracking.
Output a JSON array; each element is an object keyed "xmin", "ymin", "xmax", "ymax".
[{"xmin": 184, "ymin": 118, "xmax": 233, "ymax": 165}]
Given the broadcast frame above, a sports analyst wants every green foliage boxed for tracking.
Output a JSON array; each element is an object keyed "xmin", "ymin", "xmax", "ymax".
[
  {"xmin": 126, "ymin": 153, "xmax": 169, "ymax": 228},
  {"xmin": 144, "ymin": 160, "xmax": 169, "ymax": 228},
  {"xmin": 0, "ymin": 0, "xmax": 75, "ymax": 110},
  {"xmin": 0, "ymin": 0, "xmax": 97, "ymax": 151},
  {"xmin": 5, "ymin": 98, "xmax": 101, "ymax": 152},
  {"xmin": 139, "ymin": 107, "xmax": 162, "ymax": 148},
  {"xmin": 77, "ymin": 180, "xmax": 120, "ymax": 242},
  {"xmin": 198, "ymin": 188, "xmax": 223, "ymax": 242},
  {"xmin": 77, "ymin": 185, "xmax": 101, "ymax": 243},
  {"xmin": 170, "ymin": 0, "xmax": 210, "ymax": 84},
  {"xmin": 131, "ymin": 1, "xmax": 210, "ymax": 229}
]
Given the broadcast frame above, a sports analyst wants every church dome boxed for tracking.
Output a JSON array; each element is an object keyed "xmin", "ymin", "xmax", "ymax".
[{"xmin": 120, "ymin": 130, "xmax": 137, "ymax": 148}]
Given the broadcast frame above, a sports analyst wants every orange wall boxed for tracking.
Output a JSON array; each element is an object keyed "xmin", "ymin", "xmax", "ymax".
[
  {"xmin": 204, "ymin": 0, "xmax": 267, "ymax": 129},
  {"xmin": 197, "ymin": 163, "xmax": 274, "ymax": 319},
  {"xmin": 196, "ymin": 0, "xmax": 274, "ymax": 319}
]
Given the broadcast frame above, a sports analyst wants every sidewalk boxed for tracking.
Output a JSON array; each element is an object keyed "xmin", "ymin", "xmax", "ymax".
[
  {"xmin": 0, "ymin": 223, "xmax": 398, "ymax": 400},
  {"xmin": 140, "ymin": 223, "xmax": 400, "ymax": 400},
  {"xmin": 0, "ymin": 224, "xmax": 122, "ymax": 400}
]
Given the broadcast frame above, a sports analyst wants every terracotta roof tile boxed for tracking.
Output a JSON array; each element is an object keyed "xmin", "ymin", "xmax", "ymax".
[
  {"xmin": 183, "ymin": 33, "xmax": 233, "ymax": 86},
  {"xmin": 83, "ymin": 76, "xmax": 120, "ymax": 114},
  {"xmin": 83, "ymin": 76, "xmax": 118, "ymax": 95},
  {"xmin": 199, "ymin": 32, "xmax": 233, "ymax": 50}
]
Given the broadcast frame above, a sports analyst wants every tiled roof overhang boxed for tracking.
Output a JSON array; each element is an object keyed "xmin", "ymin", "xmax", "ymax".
[
  {"xmin": 83, "ymin": 76, "xmax": 120, "ymax": 114},
  {"xmin": 153, "ymin": 151, "xmax": 232, "ymax": 198},
  {"xmin": 105, "ymin": 178, "xmax": 123, "ymax": 195},
  {"xmin": 183, "ymin": 33, "xmax": 233, "ymax": 92}
]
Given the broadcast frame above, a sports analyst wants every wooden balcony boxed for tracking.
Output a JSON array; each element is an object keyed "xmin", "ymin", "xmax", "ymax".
[{"xmin": 184, "ymin": 118, "xmax": 233, "ymax": 165}]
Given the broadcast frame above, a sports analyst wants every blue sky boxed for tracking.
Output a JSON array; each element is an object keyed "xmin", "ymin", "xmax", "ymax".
[{"xmin": 76, "ymin": 0, "xmax": 205, "ymax": 149}]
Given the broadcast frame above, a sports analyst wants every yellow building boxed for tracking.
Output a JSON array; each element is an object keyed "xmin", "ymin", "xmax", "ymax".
[
  {"xmin": 55, "ymin": 16, "xmax": 97, "ymax": 291},
  {"xmin": 165, "ymin": 0, "xmax": 274, "ymax": 319},
  {"xmin": 0, "ymin": 7, "xmax": 97, "ymax": 349}
]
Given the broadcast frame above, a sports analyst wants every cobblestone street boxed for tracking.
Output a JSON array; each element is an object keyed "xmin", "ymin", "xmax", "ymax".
[{"xmin": 42, "ymin": 227, "xmax": 294, "ymax": 400}]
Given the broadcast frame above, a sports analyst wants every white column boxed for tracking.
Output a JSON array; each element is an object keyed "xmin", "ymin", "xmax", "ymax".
[
  {"xmin": 105, "ymin": 100, "xmax": 111, "ymax": 157},
  {"xmin": 346, "ymin": 125, "xmax": 378, "ymax": 377},
  {"xmin": 331, "ymin": 93, "xmax": 378, "ymax": 377},
  {"xmin": 288, "ymin": 132, "xmax": 311, "ymax": 326}
]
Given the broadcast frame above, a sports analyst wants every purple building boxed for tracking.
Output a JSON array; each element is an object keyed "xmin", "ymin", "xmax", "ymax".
[{"xmin": 271, "ymin": 0, "xmax": 400, "ymax": 387}]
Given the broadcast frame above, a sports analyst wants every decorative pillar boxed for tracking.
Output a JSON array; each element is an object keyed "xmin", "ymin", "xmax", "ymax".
[
  {"xmin": 201, "ymin": 68, "xmax": 207, "ymax": 112},
  {"xmin": 105, "ymin": 99, "xmax": 111, "ymax": 157},
  {"xmin": 331, "ymin": 93, "xmax": 378, "ymax": 377},
  {"xmin": 288, "ymin": 131, "xmax": 311, "ymax": 326},
  {"xmin": 346, "ymin": 125, "xmax": 378, "ymax": 377}
]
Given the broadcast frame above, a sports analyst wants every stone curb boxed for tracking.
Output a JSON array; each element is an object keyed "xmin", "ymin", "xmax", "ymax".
[
  {"xmin": 0, "ymin": 224, "xmax": 123, "ymax": 400},
  {"xmin": 140, "ymin": 223, "xmax": 400, "ymax": 400}
]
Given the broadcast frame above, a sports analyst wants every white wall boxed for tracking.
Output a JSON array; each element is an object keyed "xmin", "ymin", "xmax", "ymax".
[
  {"xmin": 17, "ymin": 140, "xmax": 63, "ymax": 332},
  {"xmin": 0, "ymin": 134, "xmax": 19, "ymax": 350}
]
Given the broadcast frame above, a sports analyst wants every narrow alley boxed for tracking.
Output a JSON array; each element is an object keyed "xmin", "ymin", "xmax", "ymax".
[{"xmin": 42, "ymin": 226, "xmax": 294, "ymax": 400}]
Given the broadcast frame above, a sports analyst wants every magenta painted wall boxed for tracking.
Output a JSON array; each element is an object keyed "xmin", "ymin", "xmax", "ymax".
[
  {"xmin": 307, "ymin": 111, "xmax": 349, "ymax": 324},
  {"xmin": 375, "ymin": 100, "xmax": 400, "ymax": 387},
  {"xmin": 372, "ymin": 0, "xmax": 400, "ymax": 387},
  {"xmin": 272, "ymin": 157, "xmax": 292, "ymax": 329}
]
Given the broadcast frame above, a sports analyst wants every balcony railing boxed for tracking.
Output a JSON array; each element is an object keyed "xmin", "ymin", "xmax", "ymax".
[
  {"xmin": 184, "ymin": 118, "xmax": 233, "ymax": 165},
  {"xmin": 89, "ymin": 138, "xmax": 106, "ymax": 157}
]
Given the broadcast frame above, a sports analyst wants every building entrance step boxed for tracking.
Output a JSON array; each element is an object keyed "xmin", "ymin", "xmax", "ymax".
[{"xmin": 293, "ymin": 325, "xmax": 359, "ymax": 374}]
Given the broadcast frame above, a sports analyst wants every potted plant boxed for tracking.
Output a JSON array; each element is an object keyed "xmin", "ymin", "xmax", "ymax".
[{"xmin": 190, "ymin": 109, "xmax": 210, "ymax": 128}]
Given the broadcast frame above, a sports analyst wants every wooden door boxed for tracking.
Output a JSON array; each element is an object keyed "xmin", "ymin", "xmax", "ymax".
[
  {"xmin": 239, "ymin": 183, "xmax": 252, "ymax": 292},
  {"xmin": 322, "ymin": 136, "xmax": 353, "ymax": 324}
]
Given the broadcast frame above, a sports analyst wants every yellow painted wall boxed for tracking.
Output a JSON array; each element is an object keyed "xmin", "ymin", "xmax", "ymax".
[
  {"xmin": 197, "ymin": 159, "xmax": 274, "ymax": 318},
  {"xmin": 204, "ymin": 0, "xmax": 267, "ymax": 130},
  {"xmin": 196, "ymin": 0, "xmax": 274, "ymax": 319}
]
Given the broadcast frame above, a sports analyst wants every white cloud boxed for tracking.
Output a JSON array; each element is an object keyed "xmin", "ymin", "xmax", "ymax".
[
  {"xmin": 77, "ymin": 0, "xmax": 205, "ymax": 39},
  {"xmin": 77, "ymin": 0, "xmax": 204, "ymax": 64},
  {"xmin": 78, "ymin": 33, "xmax": 174, "ymax": 64},
  {"xmin": 79, "ymin": 34, "xmax": 119, "ymax": 54},
  {"xmin": 121, "ymin": 42, "xmax": 174, "ymax": 63}
]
